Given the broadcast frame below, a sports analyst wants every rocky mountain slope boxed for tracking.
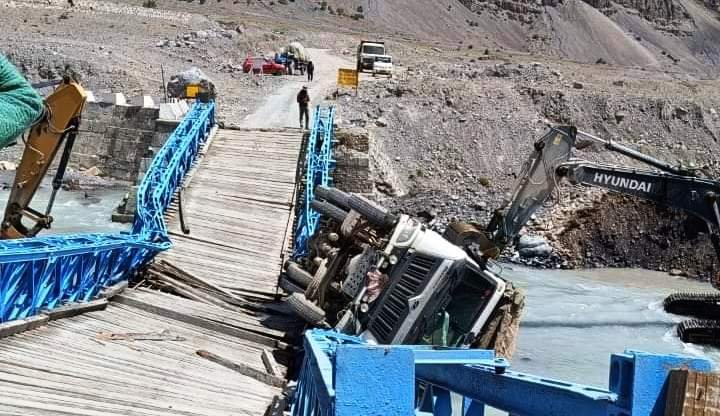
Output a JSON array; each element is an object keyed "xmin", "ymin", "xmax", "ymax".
[{"xmin": 279, "ymin": 0, "xmax": 720, "ymax": 76}]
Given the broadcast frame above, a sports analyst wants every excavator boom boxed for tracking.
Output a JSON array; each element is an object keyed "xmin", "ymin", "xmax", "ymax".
[
  {"xmin": 1, "ymin": 80, "xmax": 87, "ymax": 238},
  {"xmin": 464, "ymin": 125, "xmax": 720, "ymax": 346}
]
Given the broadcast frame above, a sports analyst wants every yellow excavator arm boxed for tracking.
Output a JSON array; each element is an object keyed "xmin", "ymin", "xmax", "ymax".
[{"xmin": 1, "ymin": 79, "xmax": 87, "ymax": 239}]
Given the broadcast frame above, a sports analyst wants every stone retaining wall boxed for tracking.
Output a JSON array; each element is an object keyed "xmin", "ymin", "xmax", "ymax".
[
  {"xmin": 73, "ymin": 92, "xmax": 189, "ymax": 182},
  {"xmin": 333, "ymin": 127, "xmax": 373, "ymax": 194}
]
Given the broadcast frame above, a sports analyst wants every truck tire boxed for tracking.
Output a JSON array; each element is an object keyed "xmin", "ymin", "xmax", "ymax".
[
  {"xmin": 279, "ymin": 276, "xmax": 304, "ymax": 294},
  {"xmin": 286, "ymin": 293, "xmax": 326, "ymax": 325},
  {"xmin": 314, "ymin": 186, "xmax": 351, "ymax": 210},
  {"xmin": 285, "ymin": 262, "xmax": 315, "ymax": 288},
  {"xmin": 311, "ymin": 200, "xmax": 348, "ymax": 223},
  {"xmin": 347, "ymin": 194, "xmax": 398, "ymax": 228}
]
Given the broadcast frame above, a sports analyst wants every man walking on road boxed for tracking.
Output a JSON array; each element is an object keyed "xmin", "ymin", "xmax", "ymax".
[
  {"xmin": 297, "ymin": 86, "xmax": 310, "ymax": 129},
  {"xmin": 307, "ymin": 61, "xmax": 315, "ymax": 82}
]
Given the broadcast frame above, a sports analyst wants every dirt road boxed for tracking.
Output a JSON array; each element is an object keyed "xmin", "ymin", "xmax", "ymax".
[{"xmin": 239, "ymin": 49, "xmax": 350, "ymax": 129}]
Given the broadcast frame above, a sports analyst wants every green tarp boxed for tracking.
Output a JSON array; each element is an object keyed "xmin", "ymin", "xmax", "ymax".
[{"xmin": 0, "ymin": 54, "xmax": 43, "ymax": 148}]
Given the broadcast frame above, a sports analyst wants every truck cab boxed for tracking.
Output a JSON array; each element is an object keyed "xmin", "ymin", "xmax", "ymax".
[
  {"xmin": 357, "ymin": 41, "xmax": 386, "ymax": 72},
  {"xmin": 352, "ymin": 215, "xmax": 507, "ymax": 346},
  {"xmin": 284, "ymin": 188, "xmax": 510, "ymax": 348}
]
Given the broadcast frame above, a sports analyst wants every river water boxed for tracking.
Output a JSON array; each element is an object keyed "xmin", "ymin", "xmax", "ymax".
[
  {"xmin": 0, "ymin": 186, "xmax": 129, "ymax": 235},
  {"xmin": 503, "ymin": 265, "xmax": 720, "ymax": 387}
]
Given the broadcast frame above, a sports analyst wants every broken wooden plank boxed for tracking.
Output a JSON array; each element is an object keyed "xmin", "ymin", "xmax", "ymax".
[
  {"xmin": 0, "ymin": 315, "xmax": 49, "ymax": 339},
  {"xmin": 95, "ymin": 329, "xmax": 186, "ymax": 342},
  {"xmin": 197, "ymin": 349, "xmax": 285, "ymax": 388},
  {"xmin": 114, "ymin": 294, "xmax": 287, "ymax": 349},
  {"xmin": 262, "ymin": 349, "xmax": 283, "ymax": 377},
  {"xmin": 100, "ymin": 281, "xmax": 129, "ymax": 299},
  {"xmin": 44, "ymin": 299, "xmax": 108, "ymax": 321}
]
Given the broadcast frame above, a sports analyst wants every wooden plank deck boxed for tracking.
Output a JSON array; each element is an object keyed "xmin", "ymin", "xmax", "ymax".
[
  {"xmin": 161, "ymin": 128, "xmax": 303, "ymax": 298},
  {"xmin": 0, "ymin": 289, "xmax": 285, "ymax": 416}
]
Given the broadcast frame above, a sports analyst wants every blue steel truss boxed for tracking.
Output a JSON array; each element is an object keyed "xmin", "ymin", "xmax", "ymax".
[
  {"xmin": 0, "ymin": 102, "xmax": 215, "ymax": 322},
  {"xmin": 293, "ymin": 105, "xmax": 336, "ymax": 260},
  {"xmin": 292, "ymin": 329, "xmax": 714, "ymax": 416}
]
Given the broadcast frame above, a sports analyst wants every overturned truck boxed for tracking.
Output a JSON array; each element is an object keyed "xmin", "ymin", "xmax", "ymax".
[{"xmin": 283, "ymin": 185, "xmax": 525, "ymax": 355}]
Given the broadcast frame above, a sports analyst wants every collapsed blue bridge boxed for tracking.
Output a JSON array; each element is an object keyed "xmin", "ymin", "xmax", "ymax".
[
  {"xmin": 0, "ymin": 102, "xmax": 714, "ymax": 415},
  {"xmin": 0, "ymin": 102, "xmax": 214, "ymax": 322}
]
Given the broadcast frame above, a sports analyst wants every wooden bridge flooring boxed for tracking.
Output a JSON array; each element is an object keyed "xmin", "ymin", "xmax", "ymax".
[
  {"xmin": 161, "ymin": 128, "xmax": 303, "ymax": 298},
  {"xmin": 0, "ymin": 127, "xmax": 305, "ymax": 415}
]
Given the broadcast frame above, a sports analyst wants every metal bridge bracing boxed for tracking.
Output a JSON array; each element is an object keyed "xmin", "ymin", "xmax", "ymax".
[
  {"xmin": 292, "ymin": 329, "xmax": 716, "ymax": 416},
  {"xmin": 293, "ymin": 106, "xmax": 336, "ymax": 260}
]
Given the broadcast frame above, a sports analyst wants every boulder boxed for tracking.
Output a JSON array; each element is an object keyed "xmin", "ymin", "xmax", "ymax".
[{"xmin": 518, "ymin": 234, "xmax": 547, "ymax": 249}]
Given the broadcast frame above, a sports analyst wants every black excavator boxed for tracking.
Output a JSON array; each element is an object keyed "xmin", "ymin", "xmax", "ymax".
[
  {"xmin": 294, "ymin": 126, "xmax": 720, "ymax": 349},
  {"xmin": 450, "ymin": 125, "xmax": 720, "ymax": 346}
]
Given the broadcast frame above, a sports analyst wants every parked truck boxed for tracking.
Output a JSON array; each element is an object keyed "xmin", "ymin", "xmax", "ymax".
[{"xmin": 356, "ymin": 41, "xmax": 387, "ymax": 73}]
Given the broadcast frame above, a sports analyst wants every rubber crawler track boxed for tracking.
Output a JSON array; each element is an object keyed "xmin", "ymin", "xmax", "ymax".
[
  {"xmin": 677, "ymin": 319, "xmax": 720, "ymax": 346},
  {"xmin": 663, "ymin": 292, "xmax": 720, "ymax": 319}
]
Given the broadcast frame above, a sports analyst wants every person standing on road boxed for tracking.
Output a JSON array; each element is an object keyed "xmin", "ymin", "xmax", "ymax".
[
  {"xmin": 307, "ymin": 61, "xmax": 315, "ymax": 82},
  {"xmin": 297, "ymin": 86, "xmax": 310, "ymax": 129}
]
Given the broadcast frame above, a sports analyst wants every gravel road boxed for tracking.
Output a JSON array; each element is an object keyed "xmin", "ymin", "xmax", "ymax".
[{"xmin": 238, "ymin": 49, "xmax": 350, "ymax": 129}]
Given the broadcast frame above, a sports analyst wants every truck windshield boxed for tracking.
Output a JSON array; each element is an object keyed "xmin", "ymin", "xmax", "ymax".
[
  {"xmin": 362, "ymin": 45, "xmax": 385, "ymax": 55},
  {"xmin": 376, "ymin": 57, "xmax": 392, "ymax": 63},
  {"xmin": 442, "ymin": 266, "xmax": 496, "ymax": 346}
]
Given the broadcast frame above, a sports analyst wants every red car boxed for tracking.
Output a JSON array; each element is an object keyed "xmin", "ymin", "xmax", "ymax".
[{"xmin": 242, "ymin": 56, "xmax": 286, "ymax": 75}]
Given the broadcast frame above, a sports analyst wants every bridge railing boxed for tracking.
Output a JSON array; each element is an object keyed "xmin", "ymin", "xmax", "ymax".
[
  {"xmin": 0, "ymin": 101, "xmax": 215, "ymax": 322},
  {"xmin": 132, "ymin": 101, "xmax": 215, "ymax": 240},
  {"xmin": 291, "ymin": 329, "xmax": 714, "ymax": 416},
  {"xmin": 292, "ymin": 105, "xmax": 336, "ymax": 260}
]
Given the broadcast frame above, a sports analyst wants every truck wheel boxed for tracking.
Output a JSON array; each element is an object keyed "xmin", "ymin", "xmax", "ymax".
[
  {"xmin": 286, "ymin": 262, "xmax": 315, "ymax": 288},
  {"xmin": 286, "ymin": 293, "xmax": 326, "ymax": 324},
  {"xmin": 347, "ymin": 194, "xmax": 398, "ymax": 228},
  {"xmin": 311, "ymin": 200, "xmax": 348, "ymax": 223},
  {"xmin": 315, "ymin": 186, "xmax": 351, "ymax": 210},
  {"xmin": 279, "ymin": 276, "xmax": 304, "ymax": 294}
]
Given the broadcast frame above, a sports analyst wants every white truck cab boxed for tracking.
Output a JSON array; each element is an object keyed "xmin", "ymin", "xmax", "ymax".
[{"xmin": 357, "ymin": 41, "xmax": 387, "ymax": 72}]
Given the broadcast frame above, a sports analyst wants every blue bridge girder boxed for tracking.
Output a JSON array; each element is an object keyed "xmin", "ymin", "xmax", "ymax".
[
  {"xmin": 0, "ymin": 101, "xmax": 215, "ymax": 322},
  {"xmin": 293, "ymin": 105, "xmax": 336, "ymax": 260},
  {"xmin": 291, "ymin": 329, "xmax": 714, "ymax": 416}
]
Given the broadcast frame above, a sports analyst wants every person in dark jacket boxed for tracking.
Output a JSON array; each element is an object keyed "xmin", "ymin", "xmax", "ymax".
[
  {"xmin": 306, "ymin": 61, "xmax": 315, "ymax": 82},
  {"xmin": 297, "ymin": 86, "xmax": 310, "ymax": 129}
]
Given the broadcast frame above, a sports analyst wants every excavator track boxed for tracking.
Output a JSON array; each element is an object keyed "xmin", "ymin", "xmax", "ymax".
[
  {"xmin": 677, "ymin": 319, "xmax": 720, "ymax": 346},
  {"xmin": 662, "ymin": 292, "xmax": 720, "ymax": 319}
]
